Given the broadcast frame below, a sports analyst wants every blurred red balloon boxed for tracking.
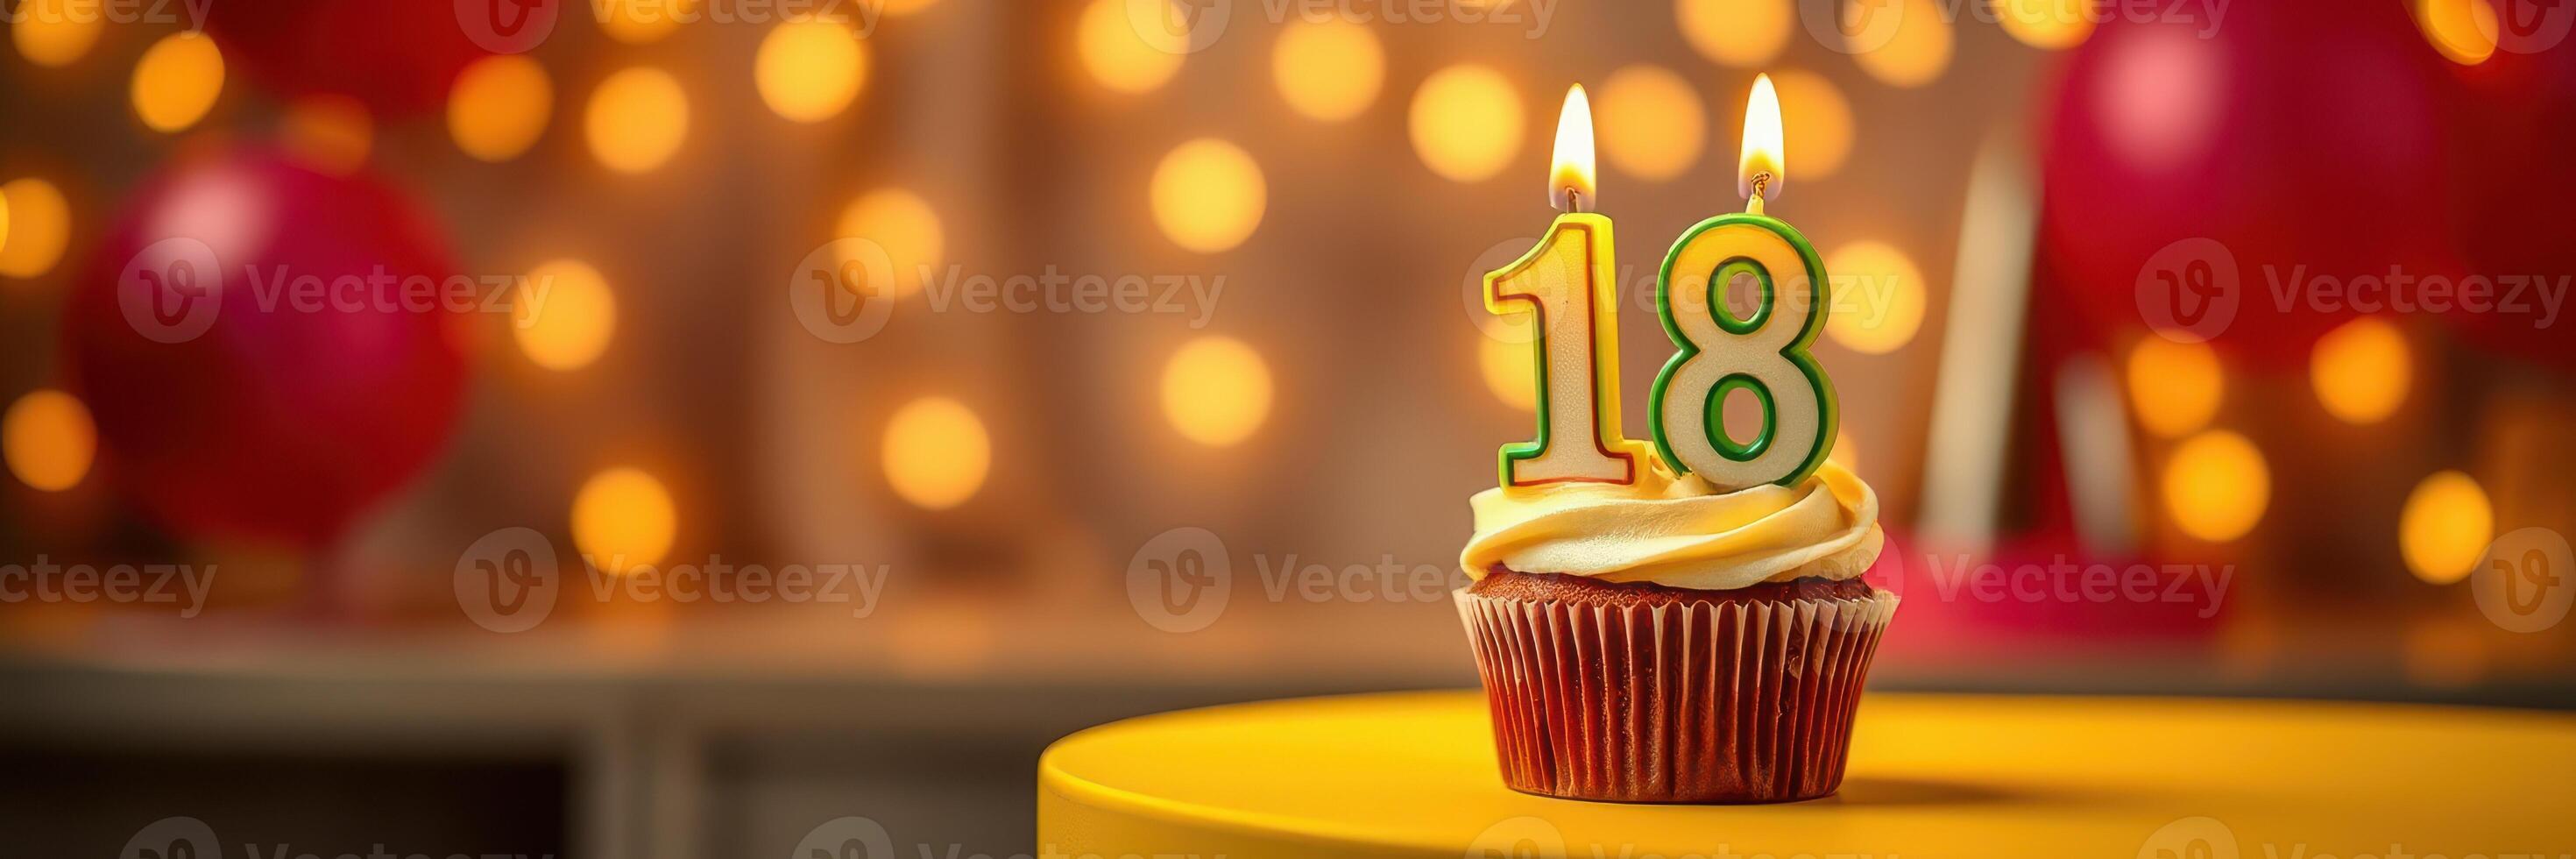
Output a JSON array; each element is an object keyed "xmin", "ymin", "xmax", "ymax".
[
  {"xmin": 2442, "ymin": 43, "xmax": 2576, "ymax": 374},
  {"xmin": 61, "ymin": 149, "xmax": 468, "ymax": 549},
  {"xmin": 2040, "ymin": 0, "xmax": 2463, "ymax": 366},
  {"xmin": 202, "ymin": 0, "xmax": 509, "ymax": 117}
]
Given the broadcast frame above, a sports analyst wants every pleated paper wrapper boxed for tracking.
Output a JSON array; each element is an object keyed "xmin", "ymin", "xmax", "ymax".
[{"xmin": 1455, "ymin": 587, "xmax": 1899, "ymax": 803}]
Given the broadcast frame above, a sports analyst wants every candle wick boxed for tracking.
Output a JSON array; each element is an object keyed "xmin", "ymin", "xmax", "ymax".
[
  {"xmin": 1746, "ymin": 172, "xmax": 1772, "ymax": 216},
  {"xmin": 1562, "ymin": 186, "xmax": 1588, "ymax": 215}
]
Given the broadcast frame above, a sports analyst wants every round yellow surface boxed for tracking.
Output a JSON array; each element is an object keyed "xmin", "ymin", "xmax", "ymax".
[{"xmin": 1039, "ymin": 691, "xmax": 2574, "ymax": 858}]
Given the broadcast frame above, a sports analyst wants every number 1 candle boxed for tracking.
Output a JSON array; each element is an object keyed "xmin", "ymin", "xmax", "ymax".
[
  {"xmin": 1649, "ymin": 74, "xmax": 1838, "ymax": 491},
  {"xmin": 1483, "ymin": 85, "xmax": 1657, "ymax": 487}
]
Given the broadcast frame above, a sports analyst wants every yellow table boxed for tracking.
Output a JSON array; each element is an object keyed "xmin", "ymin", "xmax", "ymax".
[{"xmin": 1040, "ymin": 691, "xmax": 2575, "ymax": 858}]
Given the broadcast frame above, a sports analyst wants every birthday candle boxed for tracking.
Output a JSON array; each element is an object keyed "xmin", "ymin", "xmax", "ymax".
[
  {"xmin": 1483, "ymin": 85, "xmax": 1657, "ymax": 488},
  {"xmin": 1649, "ymin": 74, "xmax": 1839, "ymax": 491}
]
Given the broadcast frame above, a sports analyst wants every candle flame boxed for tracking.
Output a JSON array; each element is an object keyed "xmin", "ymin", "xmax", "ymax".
[
  {"xmin": 1738, "ymin": 73, "xmax": 1786, "ymax": 206},
  {"xmin": 1550, "ymin": 84, "xmax": 1596, "ymax": 212}
]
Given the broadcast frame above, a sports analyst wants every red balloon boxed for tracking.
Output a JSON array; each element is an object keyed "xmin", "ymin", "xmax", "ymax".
[
  {"xmin": 2442, "ymin": 43, "xmax": 2576, "ymax": 374},
  {"xmin": 61, "ymin": 149, "xmax": 468, "ymax": 548},
  {"xmin": 2040, "ymin": 0, "xmax": 2462, "ymax": 366},
  {"xmin": 202, "ymin": 0, "xmax": 522, "ymax": 117}
]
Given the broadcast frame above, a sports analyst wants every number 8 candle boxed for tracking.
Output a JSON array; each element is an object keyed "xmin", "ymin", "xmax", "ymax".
[
  {"xmin": 1483, "ymin": 85, "xmax": 1658, "ymax": 487},
  {"xmin": 1649, "ymin": 74, "xmax": 1837, "ymax": 491}
]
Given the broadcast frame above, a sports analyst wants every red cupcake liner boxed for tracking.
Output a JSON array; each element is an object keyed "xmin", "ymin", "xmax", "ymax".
[{"xmin": 1456, "ymin": 587, "xmax": 1899, "ymax": 803}]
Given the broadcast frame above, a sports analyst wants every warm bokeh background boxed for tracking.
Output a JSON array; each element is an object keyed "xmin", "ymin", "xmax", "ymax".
[{"xmin": 2, "ymin": 0, "xmax": 2571, "ymax": 855}]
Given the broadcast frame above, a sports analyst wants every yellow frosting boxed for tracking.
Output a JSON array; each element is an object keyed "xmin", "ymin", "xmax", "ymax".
[{"xmin": 1461, "ymin": 461, "xmax": 1883, "ymax": 590}]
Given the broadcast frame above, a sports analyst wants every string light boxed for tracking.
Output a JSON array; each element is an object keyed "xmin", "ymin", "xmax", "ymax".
[
  {"xmin": 1676, "ymin": 0, "xmax": 1791, "ymax": 68},
  {"xmin": 2311, "ymin": 317, "xmax": 2410, "ymax": 425},
  {"xmin": 835, "ymin": 188, "xmax": 944, "ymax": 300},
  {"xmin": 585, "ymin": 67, "xmax": 689, "ymax": 174},
  {"xmin": 1151, "ymin": 139, "xmax": 1266, "ymax": 253},
  {"xmin": 131, "ymin": 31, "xmax": 224, "ymax": 133},
  {"xmin": 449, "ymin": 54, "xmax": 553, "ymax": 162},
  {"xmin": 1163, "ymin": 336, "xmax": 1272, "ymax": 447},
  {"xmin": 883, "ymin": 397, "xmax": 991, "ymax": 510},
  {"xmin": 1272, "ymin": 18, "xmax": 1383, "ymax": 123},
  {"xmin": 1411, "ymin": 64, "xmax": 1523, "ymax": 183},
  {"xmin": 572, "ymin": 467, "xmax": 677, "ymax": 575},
  {"xmin": 11, "ymin": 0, "xmax": 104, "ymax": 67},
  {"xmin": 1846, "ymin": 0, "xmax": 1953, "ymax": 89},
  {"xmin": 2400, "ymin": 471, "xmax": 2492, "ymax": 585},
  {"xmin": 757, "ymin": 19, "xmax": 867, "ymax": 123},
  {"xmin": 2126, "ymin": 337, "xmax": 2223, "ymax": 438},
  {"xmin": 1998, "ymin": 0, "xmax": 2098, "ymax": 50},
  {"xmin": 1477, "ymin": 334, "xmax": 1535, "ymax": 411},
  {"xmin": 513, "ymin": 259, "xmax": 617, "ymax": 372},
  {"xmin": 3, "ymin": 389, "xmax": 95, "ymax": 492},
  {"xmin": 1769, "ymin": 70, "xmax": 1854, "ymax": 180},
  {"xmin": 0, "ymin": 178, "xmax": 68, "ymax": 279},
  {"xmin": 1822, "ymin": 241, "xmax": 1928, "ymax": 355},
  {"xmin": 1596, "ymin": 64, "xmax": 1705, "ymax": 181},
  {"xmin": 2163, "ymin": 430, "xmax": 2268, "ymax": 543},
  {"xmin": 1078, "ymin": 0, "xmax": 1185, "ymax": 95}
]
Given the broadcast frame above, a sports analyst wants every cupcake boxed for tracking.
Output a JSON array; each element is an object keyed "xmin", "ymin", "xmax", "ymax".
[{"xmin": 1455, "ymin": 461, "xmax": 1895, "ymax": 804}]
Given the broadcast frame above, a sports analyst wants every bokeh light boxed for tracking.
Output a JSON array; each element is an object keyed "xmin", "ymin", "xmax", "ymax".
[
  {"xmin": 1271, "ymin": 18, "xmax": 1383, "ymax": 123},
  {"xmin": 11, "ymin": 0, "xmax": 104, "ymax": 68},
  {"xmin": 1078, "ymin": 0, "xmax": 1185, "ymax": 95},
  {"xmin": 757, "ymin": 19, "xmax": 868, "ymax": 123},
  {"xmin": 1846, "ymin": 0, "xmax": 1953, "ymax": 89},
  {"xmin": 835, "ymin": 188, "xmax": 945, "ymax": 299},
  {"xmin": 449, "ymin": 54, "xmax": 553, "ymax": 162},
  {"xmin": 1829, "ymin": 428, "xmax": 1859, "ymax": 472},
  {"xmin": 1677, "ymin": 0, "xmax": 1791, "ymax": 67},
  {"xmin": 2400, "ymin": 471, "xmax": 2492, "ymax": 586},
  {"xmin": 1410, "ymin": 64, "xmax": 1523, "ymax": 183},
  {"xmin": 1477, "ymin": 335, "xmax": 1535, "ymax": 411},
  {"xmin": 280, "ymin": 95, "xmax": 372, "ymax": 176},
  {"xmin": 2127, "ymin": 337, "xmax": 2224, "ymax": 438},
  {"xmin": 1596, "ymin": 65, "xmax": 1705, "ymax": 181},
  {"xmin": 1150, "ymin": 138, "xmax": 1266, "ymax": 253},
  {"xmin": 586, "ymin": 67, "xmax": 689, "ymax": 174},
  {"xmin": 3, "ymin": 389, "xmax": 95, "ymax": 492},
  {"xmin": 2311, "ymin": 316, "xmax": 2410, "ymax": 425},
  {"xmin": 131, "ymin": 31, "xmax": 224, "ymax": 133},
  {"xmin": 1769, "ymin": 70, "xmax": 1854, "ymax": 180},
  {"xmin": 880, "ymin": 0, "xmax": 942, "ymax": 14},
  {"xmin": 1163, "ymin": 336, "xmax": 1272, "ymax": 447},
  {"xmin": 2415, "ymin": 0, "xmax": 2500, "ymax": 66},
  {"xmin": 514, "ymin": 259, "xmax": 618, "ymax": 372},
  {"xmin": 2163, "ymin": 430, "xmax": 2269, "ymax": 543},
  {"xmin": 1997, "ymin": 0, "xmax": 2098, "ymax": 50},
  {"xmin": 572, "ymin": 467, "xmax": 677, "ymax": 574},
  {"xmin": 0, "ymin": 178, "xmax": 68, "ymax": 279},
  {"xmin": 2098, "ymin": 25, "xmax": 2221, "ymax": 172},
  {"xmin": 598, "ymin": 0, "xmax": 695, "ymax": 44},
  {"xmin": 1823, "ymin": 241, "xmax": 1927, "ymax": 355},
  {"xmin": 883, "ymin": 397, "xmax": 991, "ymax": 510}
]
